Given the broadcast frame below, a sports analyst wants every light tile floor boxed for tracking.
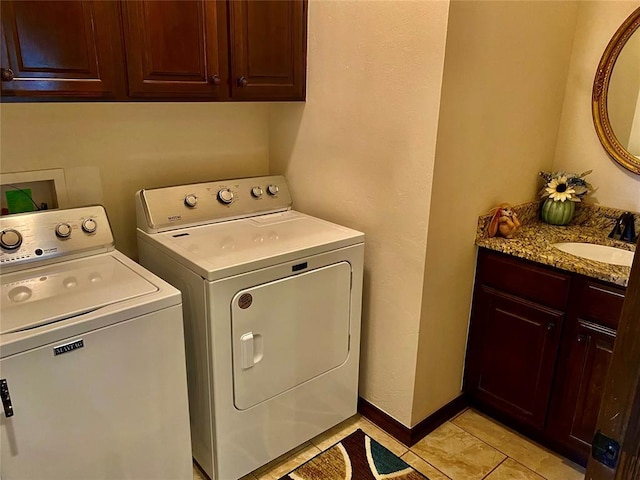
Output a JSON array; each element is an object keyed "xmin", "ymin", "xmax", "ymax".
[{"xmin": 192, "ymin": 408, "xmax": 586, "ymax": 480}]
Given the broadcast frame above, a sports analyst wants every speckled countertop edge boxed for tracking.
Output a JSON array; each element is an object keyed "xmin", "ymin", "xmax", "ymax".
[{"xmin": 476, "ymin": 202, "xmax": 636, "ymax": 287}]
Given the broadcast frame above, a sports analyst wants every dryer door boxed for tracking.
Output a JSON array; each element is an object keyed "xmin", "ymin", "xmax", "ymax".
[{"xmin": 231, "ymin": 262, "xmax": 351, "ymax": 410}]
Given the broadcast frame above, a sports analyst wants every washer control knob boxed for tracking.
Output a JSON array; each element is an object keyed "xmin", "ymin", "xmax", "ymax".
[
  {"xmin": 267, "ymin": 184, "xmax": 279, "ymax": 196},
  {"xmin": 55, "ymin": 223, "xmax": 72, "ymax": 239},
  {"xmin": 82, "ymin": 218, "xmax": 97, "ymax": 234},
  {"xmin": 251, "ymin": 186, "xmax": 263, "ymax": 198},
  {"xmin": 0, "ymin": 229, "xmax": 22, "ymax": 250},
  {"xmin": 217, "ymin": 188, "xmax": 234, "ymax": 204},
  {"xmin": 184, "ymin": 194, "xmax": 198, "ymax": 208}
]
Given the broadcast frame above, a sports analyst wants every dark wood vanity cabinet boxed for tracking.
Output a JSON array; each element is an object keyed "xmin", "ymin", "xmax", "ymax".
[
  {"xmin": 546, "ymin": 277, "xmax": 624, "ymax": 463},
  {"xmin": 1, "ymin": 0, "xmax": 307, "ymax": 101},
  {"xmin": 466, "ymin": 285, "xmax": 564, "ymax": 430},
  {"xmin": 0, "ymin": 1, "xmax": 126, "ymax": 98},
  {"xmin": 465, "ymin": 249, "xmax": 626, "ymax": 466}
]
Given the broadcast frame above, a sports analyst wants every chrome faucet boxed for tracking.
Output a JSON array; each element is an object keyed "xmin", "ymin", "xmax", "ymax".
[{"xmin": 609, "ymin": 212, "xmax": 637, "ymax": 243}]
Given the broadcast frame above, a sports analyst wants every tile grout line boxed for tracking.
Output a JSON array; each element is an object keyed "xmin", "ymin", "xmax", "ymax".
[
  {"xmin": 449, "ymin": 419, "xmax": 515, "ymax": 458},
  {"xmin": 400, "ymin": 451, "xmax": 454, "ymax": 480},
  {"xmin": 480, "ymin": 456, "xmax": 508, "ymax": 479}
]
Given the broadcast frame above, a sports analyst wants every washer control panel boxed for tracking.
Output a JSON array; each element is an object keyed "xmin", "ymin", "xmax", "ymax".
[
  {"xmin": 0, "ymin": 205, "xmax": 114, "ymax": 270},
  {"xmin": 137, "ymin": 175, "xmax": 293, "ymax": 233}
]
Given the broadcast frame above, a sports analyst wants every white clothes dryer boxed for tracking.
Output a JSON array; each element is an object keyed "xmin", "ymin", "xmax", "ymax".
[
  {"xmin": 136, "ymin": 175, "xmax": 364, "ymax": 480},
  {"xmin": 0, "ymin": 206, "xmax": 192, "ymax": 480}
]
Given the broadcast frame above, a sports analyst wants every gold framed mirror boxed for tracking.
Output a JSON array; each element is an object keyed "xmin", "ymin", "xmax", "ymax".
[{"xmin": 592, "ymin": 7, "xmax": 640, "ymax": 175}]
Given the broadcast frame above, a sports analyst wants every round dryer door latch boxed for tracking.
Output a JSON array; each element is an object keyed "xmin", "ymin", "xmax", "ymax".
[{"xmin": 238, "ymin": 293, "xmax": 253, "ymax": 309}]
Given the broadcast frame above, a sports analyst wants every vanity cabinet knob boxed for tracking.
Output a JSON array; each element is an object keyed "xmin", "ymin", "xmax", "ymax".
[
  {"xmin": 1, "ymin": 68, "xmax": 14, "ymax": 81},
  {"xmin": 577, "ymin": 334, "xmax": 587, "ymax": 343},
  {"xmin": 547, "ymin": 322, "xmax": 557, "ymax": 332},
  {"xmin": 209, "ymin": 74, "xmax": 221, "ymax": 86},
  {"xmin": 237, "ymin": 76, "xmax": 248, "ymax": 87}
]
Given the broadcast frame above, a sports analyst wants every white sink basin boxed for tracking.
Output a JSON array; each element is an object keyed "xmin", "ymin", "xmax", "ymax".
[{"xmin": 553, "ymin": 242, "xmax": 634, "ymax": 267}]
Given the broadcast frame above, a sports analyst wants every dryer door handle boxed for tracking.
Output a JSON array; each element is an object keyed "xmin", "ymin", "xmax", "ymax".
[
  {"xmin": 240, "ymin": 332, "xmax": 263, "ymax": 370},
  {"xmin": 240, "ymin": 333, "xmax": 255, "ymax": 370}
]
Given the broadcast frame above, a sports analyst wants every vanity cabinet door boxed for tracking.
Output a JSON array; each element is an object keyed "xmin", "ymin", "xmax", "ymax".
[
  {"xmin": 465, "ymin": 286, "xmax": 564, "ymax": 430},
  {"xmin": 0, "ymin": 0, "xmax": 125, "ymax": 98},
  {"xmin": 228, "ymin": 0, "xmax": 307, "ymax": 100},
  {"xmin": 121, "ymin": 0, "xmax": 229, "ymax": 99},
  {"xmin": 547, "ymin": 276, "xmax": 624, "ymax": 465},
  {"xmin": 549, "ymin": 321, "xmax": 615, "ymax": 464}
]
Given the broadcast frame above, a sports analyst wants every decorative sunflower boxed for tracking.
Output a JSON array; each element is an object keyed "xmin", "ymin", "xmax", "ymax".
[
  {"xmin": 539, "ymin": 170, "xmax": 595, "ymax": 203},
  {"xmin": 545, "ymin": 176, "xmax": 575, "ymax": 202}
]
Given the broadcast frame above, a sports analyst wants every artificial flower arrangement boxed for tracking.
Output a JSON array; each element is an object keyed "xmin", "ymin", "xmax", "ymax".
[{"xmin": 538, "ymin": 170, "xmax": 595, "ymax": 225}]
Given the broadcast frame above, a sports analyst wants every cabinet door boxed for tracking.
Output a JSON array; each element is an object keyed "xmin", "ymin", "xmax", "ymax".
[
  {"xmin": 549, "ymin": 322, "xmax": 616, "ymax": 465},
  {"xmin": 0, "ymin": 1, "xmax": 125, "ymax": 98},
  {"xmin": 121, "ymin": 0, "xmax": 228, "ymax": 99},
  {"xmin": 229, "ymin": 0, "xmax": 307, "ymax": 100},
  {"xmin": 465, "ymin": 286, "xmax": 564, "ymax": 429}
]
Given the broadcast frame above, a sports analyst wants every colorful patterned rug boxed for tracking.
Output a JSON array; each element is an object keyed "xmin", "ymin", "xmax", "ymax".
[{"xmin": 278, "ymin": 429, "xmax": 428, "ymax": 480}]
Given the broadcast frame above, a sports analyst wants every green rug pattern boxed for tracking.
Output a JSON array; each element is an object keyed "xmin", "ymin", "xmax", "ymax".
[{"xmin": 279, "ymin": 429, "xmax": 428, "ymax": 480}]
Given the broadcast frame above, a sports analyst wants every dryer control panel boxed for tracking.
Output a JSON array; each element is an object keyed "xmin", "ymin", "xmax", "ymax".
[
  {"xmin": 0, "ymin": 205, "xmax": 114, "ymax": 271},
  {"xmin": 137, "ymin": 175, "xmax": 293, "ymax": 233}
]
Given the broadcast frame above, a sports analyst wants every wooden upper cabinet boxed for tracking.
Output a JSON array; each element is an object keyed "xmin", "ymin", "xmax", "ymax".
[
  {"xmin": 0, "ymin": 1, "xmax": 125, "ymax": 98},
  {"xmin": 1, "ymin": 0, "xmax": 308, "ymax": 101},
  {"xmin": 229, "ymin": 0, "xmax": 307, "ymax": 101},
  {"xmin": 121, "ymin": 0, "xmax": 229, "ymax": 99}
]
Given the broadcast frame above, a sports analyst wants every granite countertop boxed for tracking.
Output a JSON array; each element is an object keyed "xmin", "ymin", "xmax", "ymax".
[{"xmin": 475, "ymin": 202, "xmax": 636, "ymax": 287}]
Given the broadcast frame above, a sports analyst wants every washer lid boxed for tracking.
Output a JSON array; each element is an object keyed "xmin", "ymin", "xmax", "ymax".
[
  {"xmin": 144, "ymin": 211, "xmax": 364, "ymax": 281},
  {"xmin": 1, "ymin": 255, "xmax": 158, "ymax": 334}
]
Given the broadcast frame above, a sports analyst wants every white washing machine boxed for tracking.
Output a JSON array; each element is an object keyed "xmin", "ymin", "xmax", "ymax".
[
  {"xmin": 0, "ymin": 205, "xmax": 192, "ymax": 480},
  {"xmin": 135, "ymin": 175, "xmax": 364, "ymax": 480}
]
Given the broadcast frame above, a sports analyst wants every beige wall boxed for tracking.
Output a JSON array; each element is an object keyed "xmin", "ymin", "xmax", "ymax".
[
  {"xmin": 269, "ymin": 0, "xmax": 450, "ymax": 426},
  {"xmin": 554, "ymin": 1, "xmax": 640, "ymax": 212},
  {"xmin": 410, "ymin": 0, "xmax": 579, "ymax": 425},
  {"xmin": 0, "ymin": 103, "xmax": 269, "ymax": 258}
]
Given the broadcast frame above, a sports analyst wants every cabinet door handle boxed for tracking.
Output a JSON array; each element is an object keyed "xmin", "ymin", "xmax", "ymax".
[
  {"xmin": 577, "ymin": 333, "xmax": 587, "ymax": 343},
  {"xmin": 237, "ymin": 76, "xmax": 248, "ymax": 87},
  {"xmin": 547, "ymin": 322, "xmax": 557, "ymax": 332},
  {"xmin": 1, "ymin": 68, "xmax": 14, "ymax": 81},
  {"xmin": 209, "ymin": 74, "xmax": 221, "ymax": 86}
]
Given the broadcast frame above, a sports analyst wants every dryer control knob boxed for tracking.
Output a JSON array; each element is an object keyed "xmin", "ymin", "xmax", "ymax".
[
  {"xmin": 267, "ymin": 184, "xmax": 279, "ymax": 196},
  {"xmin": 184, "ymin": 194, "xmax": 198, "ymax": 208},
  {"xmin": 55, "ymin": 223, "xmax": 72, "ymax": 239},
  {"xmin": 251, "ymin": 187, "xmax": 263, "ymax": 198},
  {"xmin": 82, "ymin": 218, "xmax": 97, "ymax": 234},
  {"xmin": 0, "ymin": 229, "xmax": 22, "ymax": 250},
  {"xmin": 217, "ymin": 188, "xmax": 234, "ymax": 205}
]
